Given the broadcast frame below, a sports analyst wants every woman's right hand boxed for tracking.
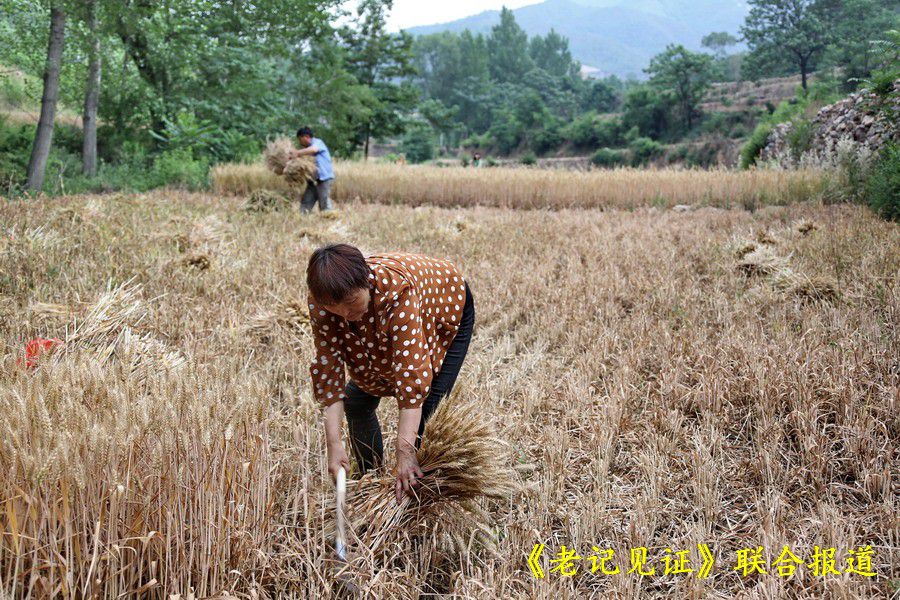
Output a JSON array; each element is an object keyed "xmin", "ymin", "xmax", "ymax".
[{"xmin": 328, "ymin": 443, "xmax": 351, "ymax": 482}]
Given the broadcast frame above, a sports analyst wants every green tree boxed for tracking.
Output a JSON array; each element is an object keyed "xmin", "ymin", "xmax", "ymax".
[
  {"xmin": 701, "ymin": 31, "xmax": 739, "ymax": 60},
  {"xmin": 622, "ymin": 85, "xmax": 673, "ymax": 140},
  {"xmin": 399, "ymin": 122, "xmax": 435, "ymax": 163},
  {"xmin": 341, "ymin": 0, "xmax": 418, "ymax": 158},
  {"xmin": 741, "ymin": 0, "xmax": 835, "ymax": 91},
  {"xmin": 487, "ymin": 7, "xmax": 532, "ymax": 84},
  {"xmin": 645, "ymin": 44, "xmax": 713, "ymax": 131},
  {"xmin": 529, "ymin": 29, "xmax": 579, "ymax": 78},
  {"xmin": 581, "ymin": 78, "xmax": 621, "ymax": 113},
  {"xmin": 285, "ymin": 40, "xmax": 375, "ymax": 157},
  {"xmin": 821, "ymin": 0, "xmax": 898, "ymax": 91},
  {"xmin": 419, "ymin": 98, "xmax": 459, "ymax": 150}
]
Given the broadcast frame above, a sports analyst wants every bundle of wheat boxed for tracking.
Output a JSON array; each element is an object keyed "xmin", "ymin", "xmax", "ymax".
[
  {"xmin": 243, "ymin": 189, "xmax": 291, "ymax": 212},
  {"xmin": 284, "ymin": 157, "xmax": 318, "ymax": 187},
  {"xmin": 737, "ymin": 245, "xmax": 788, "ymax": 277},
  {"xmin": 265, "ymin": 138, "xmax": 296, "ymax": 176},
  {"xmin": 343, "ymin": 395, "xmax": 518, "ymax": 559},
  {"xmin": 245, "ymin": 300, "xmax": 310, "ymax": 347},
  {"xmin": 773, "ymin": 270, "xmax": 839, "ymax": 302},
  {"xmin": 57, "ymin": 280, "xmax": 186, "ymax": 379}
]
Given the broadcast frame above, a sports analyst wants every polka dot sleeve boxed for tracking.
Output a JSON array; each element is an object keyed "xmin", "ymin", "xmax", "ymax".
[
  {"xmin": 385, "ymin": 285, "xmax": 433, "ymax": 410},
  {"xmin": 308, "ymin": 303, "xmax": 347, "ymax": 408}
]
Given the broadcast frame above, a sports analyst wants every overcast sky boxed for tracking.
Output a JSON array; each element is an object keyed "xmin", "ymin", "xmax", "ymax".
[{"xmin": 385, "ymin": 1, "xmax": 541, "ymax": 31}]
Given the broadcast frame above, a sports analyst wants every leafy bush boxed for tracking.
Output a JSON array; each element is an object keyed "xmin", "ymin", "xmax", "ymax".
[
  {"xmin": 400, "ymin": 126, "xmax": 435, "ymax": 164},
  {"xmin": 562, "ymin": 112, "xmax": 623, "ymax": 149},
  {"xmin": 532, "ymin": 126, "xmax": 563, "ymax": 154},
  {"xmin": 865, "ymin": 144, "xmax": 900, "ymax": 221},
  {"xmin": 591, "ymin": 147, "xmax": 626, "ymax": 168},
  {"xmin": 0, "ymin": 117, "xmax": 33, "ymax": 189},
  {"xmin": 628, "ymin": 137, "xmax": 663, "ymax": 166},
  {"xmin": 740, "ymin": 122, "xmax": 773, "ymax": 169},
  {"xmin": 52, "ymin": 124, "xmax": 86, "ymax": 156},
  {"xmin": 520, "ymin": 151, "xmax": 537, "ymax": 166},
  {"xmin": 786, "ymin": 118, "xmax": 814, "ymax": 162},
  {"xmin": 461, "ymin": 132, "xmax": 491, "ymax": 149},
  {"xmin": 487, "ymin": 109, "xmax": 522, "ymax": 155},
  {"xmin": 210, "ymin": 129, "xmax": 261, "ymax": 163},
  {"xmin": 151, "ymin": 148, "xmax": 209, "ymax": 189}
]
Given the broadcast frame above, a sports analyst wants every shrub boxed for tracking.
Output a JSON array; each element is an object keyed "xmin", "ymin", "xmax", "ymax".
[
  {"xmin": 562, "ymin": 112, "xmax": 623, "ymax": 149},
  {"xmin": 461, "ymin": 132, "xmax": 491, "ymax": 149},
  {"xmin": 210, "ymin": 129, "xmax": 261, "ymax": 164},
  {"xmin": 865, "ymin": 144, "xmax": 900, "ymax": 221},
  {"xmin": 591, "ymin": 147, "xmax": 626, "ymax": 168},
  {"xmin": 532, "ymin": 126, "xmax": 563, "ymax": 154},
  {"xmin": 520, "ymin": 151, "xmax": 537, "ymax": 166},
  {"xmin": 628, "ymin": 137, "xmax": 663, "ymax": 166},
  {"xmin": 740, "ymin": 122, "xmax": 773, "ymax": 169},
  {"xmin": 0, "ymin": 117, "xmax": 33, "ymax": 189},
  {"xmin": 151, "ymin": 148, "xmax": 209, "ymax": 190},
  {"xmin": 0, "ymin": 74, "xmax": 30, "ymax": 109},
  {"xmin": 400, "ymin": 126, "xmax": 435, "ymax": 164},
  {"xmin": 786, "ymin": 118, "xmax": 814, "ymax": 162},
  {"xmin": 52, "ymin": 124, "xmax": 85, "ymax": 156}
]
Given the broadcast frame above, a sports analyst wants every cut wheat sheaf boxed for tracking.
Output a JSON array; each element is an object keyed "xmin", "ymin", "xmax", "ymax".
[{"xmin": 342, "ymin": 395, "xmax": 520, "ymax": 560}]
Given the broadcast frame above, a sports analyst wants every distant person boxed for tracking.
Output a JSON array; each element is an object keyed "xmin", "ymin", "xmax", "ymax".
[
  {"xmin": 291, "ymin": 126, "xmax": 335, "ymax": 214},
  {"xmin": 472, "ymin": 152, "xmax": 483, "ymax": 168}
]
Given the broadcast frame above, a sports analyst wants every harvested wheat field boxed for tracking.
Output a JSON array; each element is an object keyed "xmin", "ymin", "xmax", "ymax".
[{"xmin": 0, "ymin": 190, "xmax": 898, "ymax": 599}]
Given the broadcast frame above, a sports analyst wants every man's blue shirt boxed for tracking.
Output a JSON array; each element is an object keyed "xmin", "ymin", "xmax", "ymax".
[{"xmin": 311, "ymin": 137, "xmax": 334, "ymax": 181}]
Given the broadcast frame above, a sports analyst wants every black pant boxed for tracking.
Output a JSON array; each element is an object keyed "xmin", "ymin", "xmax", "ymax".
[{"xmin": 343, "ymin": 283, "xmax": 475, "ymax": 474}]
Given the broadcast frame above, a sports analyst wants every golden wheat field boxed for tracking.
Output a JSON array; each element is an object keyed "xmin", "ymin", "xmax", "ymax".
[
  {"xmin": 0, "ymin": 182, "xmax": 898, "ymax": 599},
  {"xmin": 210, "ymin": 161, "xmax": 830, "ymax": 211}
]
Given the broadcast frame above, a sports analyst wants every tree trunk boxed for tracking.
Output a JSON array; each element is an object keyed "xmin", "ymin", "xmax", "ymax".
[
  {"xmin": 82, "ymin": 0, "xmax": 101, "ymax": 177},
  {"xmin": 800, "ymin": 55, "xmax": 809, "ymax": 91},
  {"xmin": 364, "ymin": 124, "xmax": 370, "ymax": 160},
  {"xmin": 26, "ymin": 6, "xmax": 67, "ymax": 193}
]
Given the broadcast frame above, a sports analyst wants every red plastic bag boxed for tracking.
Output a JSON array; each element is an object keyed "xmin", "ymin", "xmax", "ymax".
[{"xmin": 17, "ymin": 338, "xmax": 64, "ymax": 369}]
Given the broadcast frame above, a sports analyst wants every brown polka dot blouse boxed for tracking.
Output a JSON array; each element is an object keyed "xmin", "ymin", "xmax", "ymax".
[{"xmin": 309, "ymin": 253, "xmax": 468, "ymax": 409}]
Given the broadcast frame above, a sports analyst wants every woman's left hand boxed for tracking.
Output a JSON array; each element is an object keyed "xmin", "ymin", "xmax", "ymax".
[{"xmin": 395, "ymin": 445, "xmax": 424, "ymax": 502}]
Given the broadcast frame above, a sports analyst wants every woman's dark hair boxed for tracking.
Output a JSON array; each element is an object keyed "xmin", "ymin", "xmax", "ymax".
[
  {"xmin": 307, "ymin": 244, "xmax": 370, "ymax": 304},
  {"xmin": 297, "ymin": 126, "xmax": 314, "ymax": 138}
]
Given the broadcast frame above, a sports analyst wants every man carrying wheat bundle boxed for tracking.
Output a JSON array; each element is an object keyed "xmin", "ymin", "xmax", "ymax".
[
  {"xmin": 290, "ymin": 126, "xmax": 335, "ymax": 214},
  {"xmin": 306, "ymin": 244, "xmax": 475, "ymax": 500}
]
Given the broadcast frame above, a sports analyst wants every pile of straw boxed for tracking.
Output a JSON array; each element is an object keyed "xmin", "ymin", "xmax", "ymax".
[
  {"xmin": 735, "ymin": 237, "xmax": 839, "ymax": 303},
  {"xmin": 736, "ymin": 244, "xmax": 788, "ymax": 277},
  {"xmin": 243, "ymin": 189, "xmax": 290, "ymax": 212},
  {"xmin": 344, "ymin": 395, "xmax": 518, "ymax": 559}
]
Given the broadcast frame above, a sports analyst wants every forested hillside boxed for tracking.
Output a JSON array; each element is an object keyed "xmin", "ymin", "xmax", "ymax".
[
  {"xmin": 0, "ymin": 0, "xmax": 897, "ymax": 197},
  {"xmin": 407, "ymin": 0, "xmax": 749, "ymax": 78}
]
